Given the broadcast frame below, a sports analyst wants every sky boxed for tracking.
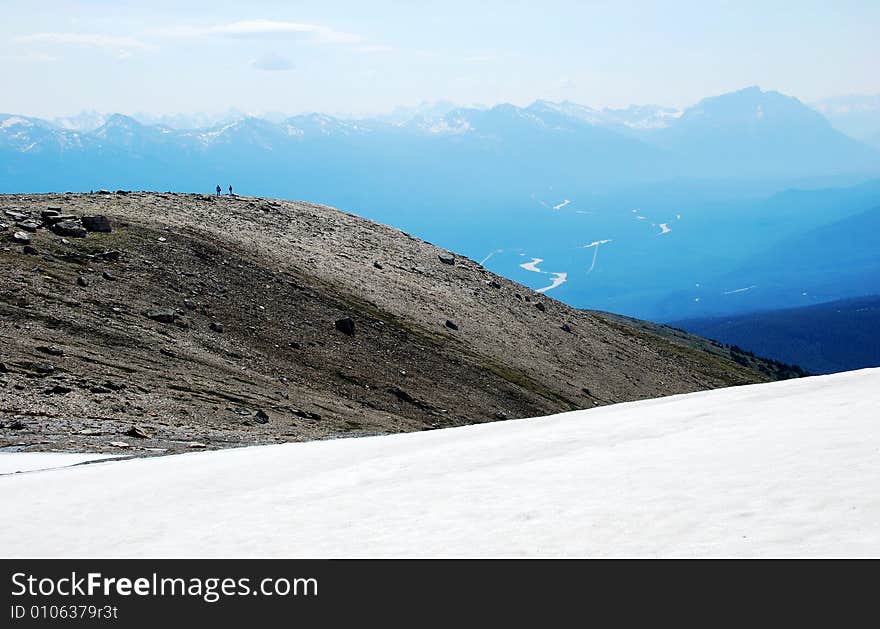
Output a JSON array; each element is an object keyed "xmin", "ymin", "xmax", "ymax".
[{"xmin": 1, "ymin": 0, "xmax": 878, "ymax": 119}]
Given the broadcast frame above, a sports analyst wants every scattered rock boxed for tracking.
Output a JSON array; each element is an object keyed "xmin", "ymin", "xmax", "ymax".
[
  {"xmin": 11, "ymin": 231, "xmax": 31, "ymax": 244},
  {"xmin": 102, "ymin": 271, "xmax": 116, "ymax": 281},
  {"xmin": 335, "ymin": 317, "xmax": 356, "ymax": 336},
  {"xmin": 76, "ymin": 275, "xmax": 90, "ymax": 287},
  {"xmin": 82, "ymin": 215, "xmax": 112, "ymax": 233},
  {"xmin": 535, "ymin": 302, "xmax": 546, "ymax": 312},
  {"xmin": 489, "ymin": 280, "xmax": 502, "ymax": 289},
  {"xmin": 147, "ymin": 310, "xmax": 177, "ymax": 324},
  {"xmin": 157, "ymin": 237, "xmax": 167, "ymax": 243},
  {"xmin": 0, "ymin": 362, "xmax": 8, "ymax": 373},
  {"xmin": 125, "ymin": 425, "xmax": 151, "ymax": 439},
  {"xmin": 32, "ymin": 362, "xmax": 55, "ymax": 375},
  {"xmin": 293, "ymin": 409, "xmax": 322, "ymax": 420},
  {"xmin": 79, "ymin": 429, "xmax": 103, "ymax": 436},
  {"xmin": 438, "ymin": 253, "xmax": 455, "ymax": 265},
  {"xmin": 109, "ymin": 441, "xmax": 130, "ymax": 448},
  {"xmin": 51, "ymin": 219, "xmax": 87, "ymax": 238},
  {"xmin": 18, "ymin": 220, "xmax": 40, "ymax": 232},
  {"xmin": 45, "ymin": 385, "xmax": 73, "ymax": 395},
  {"xmin": 444, "ymin": 319, "xmax": 459, "ymax": 331},
  {"xmin": 373, "ymin": 261, "xmax": 383, "ymax": 269},
  {"xmin": 561, "ymin": 323, "xmax": 573, "ymax": 333},
  {"xmin": 254, "ymin": 409, "xmax": 270, "ymax": 423},
  {"xmin": 210, "ymin": 321, "xmax": 224, "ymax": 333},
  {"xmin": 188, "ymin": 442, "xmax": 207, "ymax": 449},
  {"xmin": 36, "ymin": 345, "xmax": 64, "ymax": 357},
  {"xmin": 100, "ymin": 250, "xmax": 122, "ymax": 262},
  {"xmin": 22, "ymin": 245, "xmax": 39, "ymax": 255},
  {"xmin": 5, "ymin": 418, "xmax": 25, "ymax": 430}
]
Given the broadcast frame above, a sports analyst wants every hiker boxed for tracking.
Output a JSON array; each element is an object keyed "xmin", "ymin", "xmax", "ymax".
[
  {"xmin": 215, "ymin": 184, "xmax": 221, "ymax": 196},
  {"xmin": 228, "ymin": 185, "xmax": 233, "ymax": 195}
]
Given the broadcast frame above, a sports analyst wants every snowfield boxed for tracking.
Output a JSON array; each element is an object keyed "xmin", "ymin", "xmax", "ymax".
[{"xmin": 2, "ymin": 369, "xmax": 879, "ymax": 558}]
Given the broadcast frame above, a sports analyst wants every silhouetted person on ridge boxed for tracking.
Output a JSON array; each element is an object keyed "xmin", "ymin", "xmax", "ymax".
[
  {"xmin": 228, "ymin": 185, "xmax": 233, "ymax": 195},
  {"xmin": 215, "ymin": 184, "xmax": 221, "ymax": 196}
]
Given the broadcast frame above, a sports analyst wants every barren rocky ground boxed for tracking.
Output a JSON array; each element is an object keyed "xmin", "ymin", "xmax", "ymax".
[{"xmin": 1, "ymin": 191, "xmax": 797, "ymax": 457}]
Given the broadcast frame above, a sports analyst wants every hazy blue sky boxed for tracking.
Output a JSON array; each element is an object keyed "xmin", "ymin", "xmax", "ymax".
[{"xmin": 2, "ymin": 0, "xmax": 878, "ymax": 118}]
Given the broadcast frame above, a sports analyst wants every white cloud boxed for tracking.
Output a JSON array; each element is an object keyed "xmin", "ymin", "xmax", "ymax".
[
  {"xmin": 14, "ymin": 32, "xmax": 151, "ymax": 53},
  {"xmin": 167, "ymin": 19, "xmax": 361, "ymax": 44},
  {"xmin": 251, "ymin": 52, "xmax": 295, "ymax": 72},
  {"xmin": 357, "ymin": 44, "xmax": 393, "ymax": 54}
]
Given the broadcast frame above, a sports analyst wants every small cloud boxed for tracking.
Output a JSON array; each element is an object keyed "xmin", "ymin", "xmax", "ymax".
[
  {"xmin": 167, "ymin": 19, "xmax": 361, "ymax": 44},
  {"xmin": 357, "ymin": 44, "xmax": 393, "ymax": 54},
  {"xmin": 555, "ymin": 78, "xmax": 576, "ymax": 90},
  {"xmin": 14, "ymin": 32, "xmax": 151, "ymax": 54},
  {"xmin": 251, "ymin": 52, "xmax": 295, "ymax": 71},
  {"xmin": 463, "ymin": 54, "xmax": 497, "ymax": 63}
]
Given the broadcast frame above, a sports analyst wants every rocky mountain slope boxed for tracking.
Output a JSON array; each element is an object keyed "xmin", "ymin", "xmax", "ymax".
[{"xmin": 1, "ymin": 192, "xmax": 795, "ymax": 456}]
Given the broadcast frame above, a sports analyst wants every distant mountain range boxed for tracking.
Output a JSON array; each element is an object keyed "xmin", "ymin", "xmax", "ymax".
[
  {"xmin": 2, "ymin": 87, "xmax": 880, "ymax": 325},
  {"xmin": 3, "ymin": 87, "xmax": 879, "ymax": 196},
  {"xmin": 672, "ymin": 295, "xmax": 880, "ymax": 374},
  {"xmin": 812, "ymin": 93, "xmax": 880, "ymax": 145}
]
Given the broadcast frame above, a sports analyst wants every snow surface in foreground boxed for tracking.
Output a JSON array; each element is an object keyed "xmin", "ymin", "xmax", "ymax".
[
  {"xmin": 0, "ymin": 452, "xmax": 122, "ymax": 475},
  {"xmin": 3, "ymin": 369, "xmax": 879, "ymax": 558}
]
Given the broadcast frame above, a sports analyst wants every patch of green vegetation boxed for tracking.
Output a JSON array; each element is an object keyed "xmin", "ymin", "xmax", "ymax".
[
  {"xmin": 594, "ymin": 314, "xmax": 772, "ymax": 384},
  {"xmin": 476, "ymin": 358, "xmax": 580, "ymax": 410}
]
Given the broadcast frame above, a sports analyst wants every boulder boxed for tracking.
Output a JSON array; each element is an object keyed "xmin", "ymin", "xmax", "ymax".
[
  {"xmin": 17, "ymin": 220, "xmax": 40, "ymax": 232},
  {"xmin": 438, "ymin": 253, "xmax": 455, "ymax": 265},
  {"xmin": 125, "ymin": 425, "xmax": 151, "ymax": 439},
  {"xmin": 4, "ymin": 210, "xmax": 28, "ymax": 221},
  {"xmin": 23, "ymin": 245, "xmax": 39, "ymax": 255},
  {"xmin": 335, "ymin": 317, "xmax": 356, "ymax": 336},
  {"xmin": 147, "ymin": 310, "xmax": 177, "ymax": 324},
  {"xmin": 102, "ymin": 271, "xmax": 116, "ymax": 281},
  {"xmin": 254, "ymin": 409, "xmax": 270, "ymax": 424},
  {"xmin": 42, "ymin": 214, "xmax": 76, "ymax": 225},
  {"xmin": 210, "ymin": 322, "xmax": 224, "ymax": 333},
  {"xmin": 535, "ymin": 302, "xmax": 546, "ymax": 312},
  {"xmin": 12, "ymin": 231, "xmax": 31, "ymax": 244},
  {"xmin": 76, "ymin": 275, "xmax": 90, "ymax": 287},
  {"xmin": 82, "ymin": 215, "xmax": 112, "ymax": 233},
  {"xmin": 100, "ymin": 250, "xmax": 122, "ymax": 262},
  {"xmin": 445, "ymin": 319, "xmax": 459, "ymax": 331},
  {"xmin": 51, "ymin": 219, "xmax": 87, "ymax": 238}
]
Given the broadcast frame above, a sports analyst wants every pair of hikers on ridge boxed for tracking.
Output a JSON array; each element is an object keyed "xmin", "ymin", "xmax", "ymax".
[{"xmin": 216, "ymin": 184, "xmax": 233, "ymax": 196}]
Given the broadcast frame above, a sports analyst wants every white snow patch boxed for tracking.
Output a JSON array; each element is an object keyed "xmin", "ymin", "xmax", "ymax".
[
  {"xmin": 2, "ymin": 370, "xmax": 880, "ymax": 558},
  {"xmin": 0, "ymin": 452, "xmax": 123, "ymax": 475},
  {"xmin": 520, "ymin": 258, "xmax": 543, "ymax": 273},
  {"xmin": 535, "ymin": 272, "xmax": 567, "ymax": 293},
  {"xmin": 583, "ymin": 239, "xmax": 611, "ymax": 274},
  {"xmin": 0, "ymin": 116, "xmax": 32, "ymax": 129},
  {"xmin": 723, "ymin": 285, "xmax": 757, "ymax": 295}
]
